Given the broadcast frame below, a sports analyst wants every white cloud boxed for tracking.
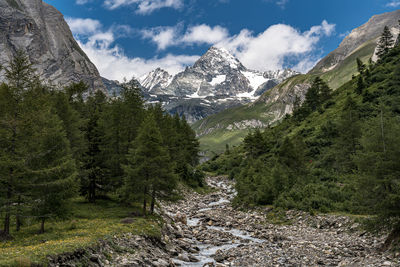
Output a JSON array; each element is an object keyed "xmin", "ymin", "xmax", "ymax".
[
  {"xmin": 222, "ymin": 21, "xmax": 335, "ymax": 73},
  {"xmin": 76, "ymin": 0, "xmax": 91, "ymax": 4},
  {"xmin": 67, "ymin": 17, "xmax": 198, "ymax": 81},
  {"xmin": 103, "ymin": 0, "xmax": 183, "ymax": 14},
  {"xmin": 387, "ymin": 0, "xmax": 400, "ymax": 7},
  {"xmin": 181, "ymin": 25, "xmax": 229, "ymax": 45},
  {"xmin": 141, "ymin": 24, "xmax": 229, "ymax": 50},
  {"xmin": 276, "ymin": 0, "xmax": 288, "ymax": 8},
  {"xmin": 141, "ymin": 25, "xmax": 181, "ymax": 50},
  {"xmin": 66, "ymin": 18, "xmax": 102, "ymax": 35}
]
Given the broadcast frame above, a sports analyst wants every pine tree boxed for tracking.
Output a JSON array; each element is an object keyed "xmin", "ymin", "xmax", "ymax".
[
  {"xmin": 356, "ymin": 58, "xmax": 366, "ymax": 74},
  {"xmin": 27, "ymin": 88, "xmax": 77, "ymax": 233},
  {"xmin": 376, "ymin": 26, "xmax": 394, "ymax": 59},
  {"xmin": 356, "ymin": 76, "xmax": 365, "ymax": 95},
  {"xmin": 303, "ymin": 77, "xmax": 332, "ymax": 112},
  {"xmin": 355, "ymin": 111, "xmax": 400, "ymax": 246},
  {"xmin": 334, "ymin": 96, "xmax": 361, "ymax": 173},
  {"xmin": 123, "ymin": 114, "xmax": 176, "ymax": 215},
  {"xmin": 0, "ymin": 50, "xmax": 37, "ymax": 238},
  {"xmin": 100, "ymin": 83, "xmax": 144, "ymax": 189},
  {"xmin": 81, "ymin": 91, "xmax": 107, "ymax": 202}
]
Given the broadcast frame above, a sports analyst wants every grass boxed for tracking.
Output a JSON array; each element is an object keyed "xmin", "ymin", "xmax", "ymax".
[{"xmin": 0, "ymin": 197, "xmax": 161, "ymax": 266}]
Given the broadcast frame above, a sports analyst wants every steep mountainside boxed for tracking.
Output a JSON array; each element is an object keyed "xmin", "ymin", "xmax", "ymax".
[
  {"xmin": 140, "ymin": 47, "xmax": 298, "ymax": 123},
  {"xmin": 194, "ymin": 9, "xmax": 400, "ymax": 155},
  {"xmin": 0, "ymin": 0, "xmax": 105, "ymax": 93}
]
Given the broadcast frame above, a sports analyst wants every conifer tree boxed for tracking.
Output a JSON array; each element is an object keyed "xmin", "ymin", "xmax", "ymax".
[
  {"xmin": 123, "ymin": 114, "xmax": 176, "ymax": 215},
  {"xmin": 0, "ymin": 50, "xmax": 36, "ymax": 238},
  {"xmin": 100, "ymin": 83, "xmax": 144, "ymax": 189},
  {"xmin": 355, "ymin": 111, "xmax": 400, "ymax": 244},
  {"xmin": 303, "ymin": 77, "xmax": 332, "ymax": 112},
  {"xmin": 334, "ymin": 96, "xmax": 361, "ymax": 173},
  {"xmin": 356, "ymin": 58, "xmax": 366, "ymax": 74},
  {"xmin": 356, "ymin": 76, "xmax": 365, "ymax": 95},
  {"xmin": 81, "ymin": 91, "xmax": 107, "ymax": 202},
  {"xmin": 377, "ymin": 26, "xmax": 394, "ymax": 59},
  {"xmin": 26, "ymin": 88, "xmax": 77, "ymax": 233}
]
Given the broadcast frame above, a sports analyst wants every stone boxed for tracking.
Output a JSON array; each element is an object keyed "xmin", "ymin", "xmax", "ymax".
[
  {"xmin": 177, "ymin": 253, "xmax": 190, "ymax": 262},
  {"xmin": 174, "ymin": 212, "xmax": 187, "ymax": 225}
]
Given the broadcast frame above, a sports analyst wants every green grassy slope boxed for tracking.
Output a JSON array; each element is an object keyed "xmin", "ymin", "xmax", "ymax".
[{"xmin": 0, "ymin": 198, "xmax": 161, "ymax": 266}]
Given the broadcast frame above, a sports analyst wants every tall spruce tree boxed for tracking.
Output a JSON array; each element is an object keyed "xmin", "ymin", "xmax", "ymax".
[
  {"xmin": 81, "ymin": 91, "xmax": 107, "ymax": 202},
  {"xmin": 26, "ymin": 86, "xmax": 77, "ymax": 233},
  {"xmin": 100, "ymin": 83, "xmax": 144, "ymax": 189},
  {"xmin": 123, "ymin": 114, "xmax": 176, "ymax": 215},
  {"xmin": 355, "ymin": 111, "xmax": 400, "ymax": 246},
  {"xmin": 377, "ymin": 26, "xmax": 394, "ymax": 59},
  {"xmin": 0, "ymin": 50, "xmax": 37, "ymax": 238}
]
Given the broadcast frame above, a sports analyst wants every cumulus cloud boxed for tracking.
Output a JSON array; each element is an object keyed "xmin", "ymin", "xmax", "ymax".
[
  {"xmin": 141, "ymin": 24, "xmax": 229, "ymax": 50},
  {"xmin": 222, "ymin": 20, "xmax": 335, "ymax": 73},
  {"xmin": 76, "ymin": 0, "xmax": 91, "ymax": 4},
  {"xmin": 142, "ymin": 20, "xmax": 335, "ymax": 73},
  {"xmin": 181, "ymin": 25, "xmax": 229, "ymax": 45},
  {"xmin": 141, "ymin": 25, "xmax": 181, "ymax": 50},
  {"xmin": 66, "ymin": 18, "xmax": 102, "ymax": 35},
  {"xmin": 103, "ymin": 0, "xmax": 183, "ymax": 14},
  {"xmin": 67, "ymin": 17, "xmax": 198, "ymax": 81},
  {"xmin": 386, "ymin": 0, "xmax": 400, "ymax": 7}
]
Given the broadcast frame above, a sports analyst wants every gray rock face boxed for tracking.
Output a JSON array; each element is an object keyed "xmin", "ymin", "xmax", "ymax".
[
  {"xmin": 0, "ymin": 0, "xmax": 105, "ymax": 93},
  {"xmin": 311, "ymin": 9, "xmax": 400, "ymax": 73}
]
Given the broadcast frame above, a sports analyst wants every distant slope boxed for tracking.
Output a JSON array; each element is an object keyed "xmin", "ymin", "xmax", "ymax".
[{"xmin": 194, "ymin": 9, "xmax": 400, "ymax": 155}]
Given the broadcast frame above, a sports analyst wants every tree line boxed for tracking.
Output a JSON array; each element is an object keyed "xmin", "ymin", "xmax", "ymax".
[{"xmin": 0, "ymin": 51, "xmax": 201, "ymax": 238}]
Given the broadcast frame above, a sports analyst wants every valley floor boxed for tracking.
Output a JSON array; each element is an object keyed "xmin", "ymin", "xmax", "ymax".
[{"xmin": 159, "ymin": 176, "xmax": 399, "ymax": 266}]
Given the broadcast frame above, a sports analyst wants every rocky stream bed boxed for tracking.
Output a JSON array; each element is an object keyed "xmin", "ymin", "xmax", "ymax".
[{"xmin": 51, "ymin": 176, "xmax": 400, "ymax": 266}]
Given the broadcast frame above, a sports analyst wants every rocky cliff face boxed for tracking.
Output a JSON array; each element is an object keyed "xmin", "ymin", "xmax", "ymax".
[
  {"xmin": 0, "ymin": 0, "xmax": 105, "ymax": 93},
  {"xmin": 140, "ymin": 47, "xmax": 298, "ymax": 123},
  {"xmin": 311, "ymin": 9, "xmax": 400, "ymax": 73}
]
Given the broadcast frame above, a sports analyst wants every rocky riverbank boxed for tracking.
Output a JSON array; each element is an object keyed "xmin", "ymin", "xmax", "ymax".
[
  {"xmin": 160, "ymin": 176, "xmax": 399, "ymax": 266},
  {"xmin": 50, "ymin": 176, "xmax": 400, "ymax": 266}
]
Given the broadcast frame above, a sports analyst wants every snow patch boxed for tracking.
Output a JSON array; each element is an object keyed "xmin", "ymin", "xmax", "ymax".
[
  {"xmin": 209, "ymin": 75, "xmax": 226, "ymax": 86},
  {"xmin": 242, "ymin": 71, "xmax": 268, "ymax": 90}
]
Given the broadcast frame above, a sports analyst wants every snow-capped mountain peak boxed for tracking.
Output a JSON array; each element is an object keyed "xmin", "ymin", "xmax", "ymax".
[
  {"xmin": 139, "ymin": 68, "xmax": 173, "ymax": 93},
  {"xmin": 192, "ymin": 46, "xmax": 245, "ymax": 73}
]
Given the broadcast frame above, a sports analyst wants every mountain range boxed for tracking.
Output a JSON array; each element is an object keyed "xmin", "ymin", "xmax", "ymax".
[{"xmin": 133, "ymin": 47, "xmax": 299, "ymax": 123}]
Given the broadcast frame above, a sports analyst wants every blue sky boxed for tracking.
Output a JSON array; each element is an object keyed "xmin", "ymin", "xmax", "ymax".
[{"xmin": 45, "ymin": 0, "xmax": 400, "ymax": 81}]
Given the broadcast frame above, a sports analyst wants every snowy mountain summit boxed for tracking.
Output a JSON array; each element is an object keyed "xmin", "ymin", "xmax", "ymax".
[
  {"xmin": 139, "ymin": 46, "xmax": 299, "ymax": 122},
  {"xmin": 139, "ymin": 68, "xmax": 173, "ymax": 94}
]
